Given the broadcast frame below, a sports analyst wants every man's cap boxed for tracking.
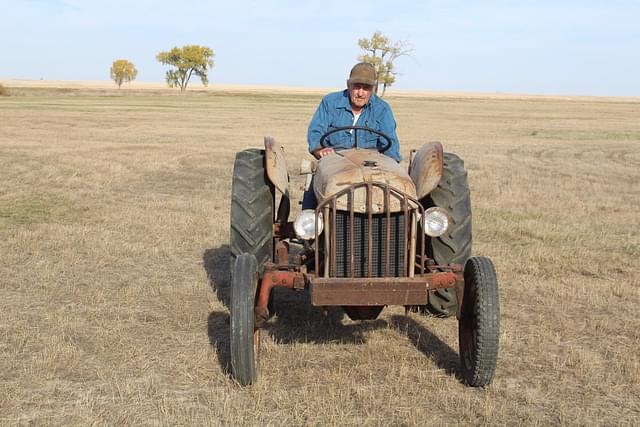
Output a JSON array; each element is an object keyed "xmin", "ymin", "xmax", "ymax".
[{"xmin": 348, "ymin": 62, "xmax": 376, "ymax": 86}]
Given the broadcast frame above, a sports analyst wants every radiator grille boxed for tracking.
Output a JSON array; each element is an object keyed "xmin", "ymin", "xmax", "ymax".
[
  {"xmin": 314, "ymin": 182, "xmax": 426, "ymax": 279},
  {"xmin": 334, "ymin": 212, "xmax": 406, "ymax": 277}
]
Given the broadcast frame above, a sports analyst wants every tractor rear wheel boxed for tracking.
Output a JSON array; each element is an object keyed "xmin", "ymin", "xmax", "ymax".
[
  {"xmin": 425, "ymin": 152, "xmax": 472, "ymax": 316},
  {"xmin": 230, "ymin": 253, "xmax": 260, "ymax": 385},
  {"xmin": 230, "ymin": 149, "xmax": 274, "ymax": 276},
  {"xmin": 459, "ymin": 256, "xmax": 500, "ymax": 387}
]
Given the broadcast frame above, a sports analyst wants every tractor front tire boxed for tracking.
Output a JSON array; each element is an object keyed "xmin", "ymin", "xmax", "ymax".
[
  {"xmin": 426, "ymin": 152, "xmax": 472, "ymax": 316},
  {"xmin": 459, "ymin": 256, "xmax": 500, "ymax": 387},
  {"xmin": 230, "ymin": 253, "xmax": 259, "ymax": 385},
  {"xmin": 230, "ymin": 149, "xmax": 274, "ymax": 276}
]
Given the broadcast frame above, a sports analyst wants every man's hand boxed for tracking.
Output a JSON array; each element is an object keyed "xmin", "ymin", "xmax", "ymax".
[{"xmin": 313, "ymin": 147, "xmax": 335, "ymax": 159}]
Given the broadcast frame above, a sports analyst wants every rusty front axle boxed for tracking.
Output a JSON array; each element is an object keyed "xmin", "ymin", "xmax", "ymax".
[
  {"xmin": 254, "ymin": 269, "xmax": 306, "ymax": 327},
  {"xmin": 253, "ymin": 267, "xmax": 463, "ymax": 326}
]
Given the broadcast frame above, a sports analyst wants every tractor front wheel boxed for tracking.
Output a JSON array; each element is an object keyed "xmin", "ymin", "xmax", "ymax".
[
  {"xmin": 459, "ymin": 256, "xmax": 500, "ymax": 387},
  {"xmin": 230, "ymin": 253, "xmax": 260, "ymax": 385}
]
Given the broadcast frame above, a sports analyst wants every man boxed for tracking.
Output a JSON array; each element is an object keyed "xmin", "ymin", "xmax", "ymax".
[
  {"xmin": 303, "ymin": 63, "xmax": 401, "ymax": 208},
  {"xmin": 307, "ymin": 62, "xmax": 401, "ymax": 162}
]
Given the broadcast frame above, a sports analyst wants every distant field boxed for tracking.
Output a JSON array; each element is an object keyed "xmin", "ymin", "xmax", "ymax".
[{"xmin": 1, "ymin": 81, "xmax": 639, "ymax": 425}]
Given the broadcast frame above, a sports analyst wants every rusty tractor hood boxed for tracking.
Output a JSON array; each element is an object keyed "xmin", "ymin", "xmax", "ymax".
[{"xmin": 313, "ymin": 149, "xmax": 417, "ymax": 213}]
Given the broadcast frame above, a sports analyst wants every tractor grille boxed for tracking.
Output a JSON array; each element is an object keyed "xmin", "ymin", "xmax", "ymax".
[
  {"xmin": 334, "ymin": 212, "xmax": 405, "ymax": 277},
  {"xmin": 314, "ymin": 182, "xmax": 426, "ymax": 278}
]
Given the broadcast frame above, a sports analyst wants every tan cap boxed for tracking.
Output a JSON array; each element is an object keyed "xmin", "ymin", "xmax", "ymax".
[{"xmin": 348, "ymin": 62, "xmax": 376, "ymax": 86}]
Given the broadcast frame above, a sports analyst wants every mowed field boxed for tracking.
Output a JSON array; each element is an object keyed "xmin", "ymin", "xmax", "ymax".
[{"xmin": 1, "ymin": 81, "xmax": 639, "ymax": 425}]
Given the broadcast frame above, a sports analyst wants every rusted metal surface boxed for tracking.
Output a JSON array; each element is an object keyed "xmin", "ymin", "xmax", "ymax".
[
  {"xmin": 384, "ymin": 186, "xmax": 391, "ymax": 276},
  {"xmin": 420, "ymin": 216, "xmax": 426, "ymax": 276},
  {"xmin": 403, "ymin": 197, "xmax": 409, "ymax": 276},
  {"xmin": 409, "ymin": 210, "xmax": 417, "ymax": 278},
  {"xmin": 454, "ymin": 271, "xmax": 466, "ymax": 320},
  {"xmin": 272, "ymin": 221, "xmax": 294, "ymax": 239},
  {"xmin": 367, "ymin": 183, "xmax": 373, "ymax": 277},
  {"xmin": 254, "ymin": 269, "xmax": 306, "ymax": 327},
  {"xmin": 349, "ymin": 189, "xmax": 355, "ymax": 278},
  {"xmin": 313, "ymin": 149, "xmax": 417, "ymax": 213},
  {"xmin": 264, "ymin": 136, "xmax": 289, "ymax": 195},
  {"xmin": 408, "ymin": 141, "xmax": 444, "ymax": 200},
  {"xmin": 310, "ymin": 273, "xmax": 460, "ymax": 306},
  {"xmin": 321, "ymin": 206, "xmax": 330, "ymax": 277},
  {"xmin": 275, "ymin": 240, "xmax": 289, "ymax": 267},
  {"xmin": 331, "ymin": 198, "xmax": 337, "ymax": 277},
  {"xmin": 315, "ymin": 181, "xmax": 425, "ymax": 278}
]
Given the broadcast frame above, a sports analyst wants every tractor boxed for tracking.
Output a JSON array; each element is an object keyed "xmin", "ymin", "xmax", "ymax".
[{"xmin": 228, "ymin": 126, "xmax": 500, "ymax": 386}]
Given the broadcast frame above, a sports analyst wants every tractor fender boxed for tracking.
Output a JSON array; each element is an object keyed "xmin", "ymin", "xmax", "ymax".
[
  {"xmin": 264, "ymin": 136, "xmax": 289, "ymax": 194},
  {"xmin": 409, "ymin": 141, "xmax": 444, "ymax": 200}
]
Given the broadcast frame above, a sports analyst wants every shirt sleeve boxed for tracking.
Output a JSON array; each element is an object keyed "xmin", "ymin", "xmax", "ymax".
[
  {"xmin": 307, "ymin": 97, "xmax": 330, "ymax": 154},
  {"xmin": 378, "ymin": 103, "xmax": 402, "ymax": 162}
]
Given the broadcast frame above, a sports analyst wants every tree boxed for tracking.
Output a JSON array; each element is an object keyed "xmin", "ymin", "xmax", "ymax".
[
  {"xmin": 357, "ymin": 31, "xmax": 412, "ymax": 97},
  {"xmin": 156, "ymin": 45, "xmax": 215, "ymax": 92},
  {"xmin": 110, "ymin": 59, "xmax": 138, "ymax": 88}
]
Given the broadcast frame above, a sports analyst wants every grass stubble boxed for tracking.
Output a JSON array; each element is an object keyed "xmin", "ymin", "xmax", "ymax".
[{"xmin": 0, "ymin": 82, "xmax": 639, "ymax": 425}]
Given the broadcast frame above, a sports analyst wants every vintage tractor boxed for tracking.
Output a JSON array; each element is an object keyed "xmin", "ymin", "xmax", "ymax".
[{"xmin": 229, "ymin": 126, "xmax": 499, "ymax": 386}]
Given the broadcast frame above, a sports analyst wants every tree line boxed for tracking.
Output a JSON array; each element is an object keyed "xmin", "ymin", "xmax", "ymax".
[{"xmin": 111, "ymin": 32, "xmax": 410, "ymax": 95}]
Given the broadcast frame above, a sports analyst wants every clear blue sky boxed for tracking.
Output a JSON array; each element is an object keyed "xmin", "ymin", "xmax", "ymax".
[{"xmin": 2, "ymin": 0, "xmax": 639, "ymax": 96}]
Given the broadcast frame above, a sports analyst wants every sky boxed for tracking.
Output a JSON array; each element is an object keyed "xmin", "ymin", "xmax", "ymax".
[{"xmin": 2, "ymin": 0, "xmax": 639, "ymax": 96}]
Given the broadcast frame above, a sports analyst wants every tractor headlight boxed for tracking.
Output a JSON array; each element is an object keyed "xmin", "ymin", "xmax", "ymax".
[
  {"xmin": 422, "ymin": 207, "xmax": 449, "ymax": 237},
  {"xmin": 294, "ymin": 209, "xmax": 323, "ymax": 240}
]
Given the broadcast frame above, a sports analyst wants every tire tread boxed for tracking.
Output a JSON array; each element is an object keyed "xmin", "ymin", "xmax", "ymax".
[
  {"xmin": 230, "ymin": 149, "xmax": 274, "ymax": 274},
  {"xmin": 230, "ymin": 253, "xmax": 258, "ymax": 385},
  {"xmin": 426, "ymin": 152, "xmax": 472, "ymax": 316},
  {"xmin": 460, "ymin": 256, "xmax": 500, "ymax": 387}
]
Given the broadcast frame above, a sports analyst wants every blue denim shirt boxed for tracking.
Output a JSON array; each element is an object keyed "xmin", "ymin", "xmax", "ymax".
[{"xmin": 307, "ymin": 90, "xmax": 401, "ymax": 162}]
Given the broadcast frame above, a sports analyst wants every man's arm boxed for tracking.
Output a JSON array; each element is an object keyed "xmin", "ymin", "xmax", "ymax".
[
  {"xmin": 307, "ymin": 97, "xmax": 330, "ymax": 155},
  {"xmin": 378, "ymin": 104, "xmax": 402, "ymax": 162}
]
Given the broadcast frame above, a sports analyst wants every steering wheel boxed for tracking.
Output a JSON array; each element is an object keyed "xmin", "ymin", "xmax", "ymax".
[{"xmin": 319, "ymin": 126, "xmax": 393, "ymax": 154}]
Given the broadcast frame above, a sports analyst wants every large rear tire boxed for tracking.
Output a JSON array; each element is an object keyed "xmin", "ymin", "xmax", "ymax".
[
  {"xmin": 230, "ymin": 149, "xmax": 274, "ymax": 276},
  {"xmin": 459, "ymin": 257, "xmax": 499, "ymax": 387},
  {"xmin": 230, "ymin": 253, "xmax": 259, "ymax": 385},
  {"xmin": 426, "ymin": 152, "xmax": 472, "ymax": 316}
]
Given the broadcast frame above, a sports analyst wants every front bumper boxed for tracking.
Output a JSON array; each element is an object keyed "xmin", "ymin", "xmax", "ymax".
[{"xmin": 310, "ymin": 272, "xmax": 463, "ymax": 306}]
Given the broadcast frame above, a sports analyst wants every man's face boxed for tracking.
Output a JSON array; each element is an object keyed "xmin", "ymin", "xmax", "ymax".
[{"xmin": 348, "ymin": 83, "xmax": 373, "ymax": 111}]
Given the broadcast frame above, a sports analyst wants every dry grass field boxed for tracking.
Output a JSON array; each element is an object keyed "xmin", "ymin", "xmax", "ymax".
[{"xmin": 1, "ymin": 81, "xmax": 639, "ymax": 425}]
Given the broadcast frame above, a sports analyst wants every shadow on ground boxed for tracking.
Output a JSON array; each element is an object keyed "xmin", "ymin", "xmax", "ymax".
[
  {"xmin": 203, "ymin": 245, "xmax": 459, "ymax": 380},
  {"xmin": 390, "ymin": 315, "xmax": 460, "ymax": 376},
  {"xmin": 203, "ymin": 245, "xmax": 231, "ymax": 308},
  {"xmin": 207, "ymin": 310, "xmax": 231, "ymax": 374},
  {"xmin": 264, "ymin": 288, "xmax": 388, "ymax": 345}
]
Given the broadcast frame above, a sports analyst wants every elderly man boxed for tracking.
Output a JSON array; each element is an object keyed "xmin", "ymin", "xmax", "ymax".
[
  {"xmin": 303, "ymin": 63, "xmax": 402, "ymax": 208},
  {"xmin": 307, "ymin": 62, "xmax": 401, "ymax": 162}
]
